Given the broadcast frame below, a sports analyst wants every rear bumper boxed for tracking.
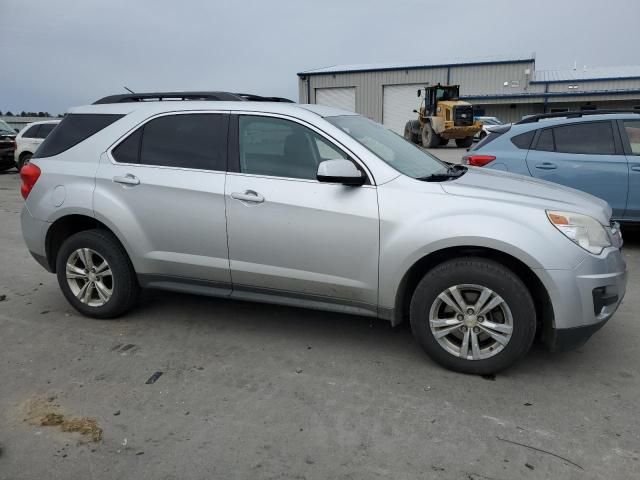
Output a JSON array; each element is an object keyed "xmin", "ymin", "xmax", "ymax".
[{"xmin": 21, "ymin": 206, "xmax": 52, "ymax": 272}]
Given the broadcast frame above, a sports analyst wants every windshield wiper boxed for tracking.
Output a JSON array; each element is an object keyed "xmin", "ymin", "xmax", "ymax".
[{"xmin": 417, "ymin": 164, "xmax": 467, "ymax": 182}]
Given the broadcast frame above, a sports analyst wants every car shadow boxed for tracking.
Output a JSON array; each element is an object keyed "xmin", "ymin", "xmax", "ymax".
[{"xmin": 130, "ymin": 287, "xmax": 616, "ymax": 378}]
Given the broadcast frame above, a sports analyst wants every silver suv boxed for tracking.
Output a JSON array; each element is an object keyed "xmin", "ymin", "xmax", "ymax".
[{"xmin": 20, "ymin": 92, "xmax": 627, "ymax": 374}]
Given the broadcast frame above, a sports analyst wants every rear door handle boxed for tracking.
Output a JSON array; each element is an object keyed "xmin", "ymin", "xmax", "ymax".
[
  {"xmin": 630, "ymin": 165, "xmax": 640, "ymax": 172},
  {"xmin": 231, "ymin": 190, "xmax": 264, "ymax": 203},
  {"xmin": 535, "ymin": 162, "xmax": 557, "ymax": 170},
  {"xmin": 113, "ymin": 174, "xmax": 140, "ymax": 186}
]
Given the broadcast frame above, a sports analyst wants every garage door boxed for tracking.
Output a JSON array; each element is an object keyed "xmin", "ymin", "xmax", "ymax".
[
  {"xmin": 315, "ymin": 87, "xmax": 356, "ymax": 112},
  {"xmin": 383, "ymin": 84, "xmax": 422, "ymax": 134}
]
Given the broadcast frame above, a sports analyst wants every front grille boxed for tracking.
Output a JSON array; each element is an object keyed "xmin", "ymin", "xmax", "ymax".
[{"xmin": 453, "ymin": 105, "xmax": 473, "ymax": 126}]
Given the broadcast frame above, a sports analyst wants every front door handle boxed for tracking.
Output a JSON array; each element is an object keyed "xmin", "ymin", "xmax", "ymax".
[
  {"xmin": 231, "ymin": 190, "xmax": 264, "ymax": 203},
  {"xmin": 113, "ymin": 174, "xmax": 140, "ymax": 186},
  {"xmin": 535, "ymin": 162, "xmax": 557, "ymax": 170},
  {"xmin": 630, "ymin": 165, "xmax": 640, "ymax": 172}
]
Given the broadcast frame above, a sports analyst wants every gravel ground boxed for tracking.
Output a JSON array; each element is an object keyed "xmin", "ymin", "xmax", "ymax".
[{"xmin": 0, "ymin": 167, "xmax": 638, "ymax": 480}]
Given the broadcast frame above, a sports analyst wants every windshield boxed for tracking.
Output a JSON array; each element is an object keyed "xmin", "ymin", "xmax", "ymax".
[
  {"xmin": 0, "ymin": 119, "xmax": 15, "ymax": 134},
  {"xmin": 436, "ymin": 88, "xmax": 458, "ymax": 101},
  {"xmin": 327, "ymin": 115, "xmax": 447, "ymax": 178}
]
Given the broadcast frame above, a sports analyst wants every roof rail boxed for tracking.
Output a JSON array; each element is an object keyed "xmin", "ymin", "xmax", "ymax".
[
  {"xmin": 93, "ymin": 91, "xmax": 245, "ymax": 104},
  {"xmin": 234, "ymin": 93, "xmax": 295, "ymax": 103},
  {"xmin": 516, "ymin": 109, "xmax": 640, "ymax": 124},
  {"xmin": 93, "ymin": 91, "xmax": 295, "ymax": 105}
]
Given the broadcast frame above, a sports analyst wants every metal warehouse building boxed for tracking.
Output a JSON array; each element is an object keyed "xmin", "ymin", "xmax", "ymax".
[{"xmin": 297, "ymin": 55, "xmax": 640, "ymax": 133}]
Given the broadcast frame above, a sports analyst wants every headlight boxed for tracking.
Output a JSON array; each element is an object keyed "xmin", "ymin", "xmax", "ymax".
[{"xmin": 546, "ymin": 210, "xmax": 611, "ymax": 255}]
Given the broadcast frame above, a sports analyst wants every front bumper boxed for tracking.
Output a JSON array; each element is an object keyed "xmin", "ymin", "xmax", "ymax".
[{"xmin": 541, "ymin": 246, "xmax": 627, "ymax": 351}]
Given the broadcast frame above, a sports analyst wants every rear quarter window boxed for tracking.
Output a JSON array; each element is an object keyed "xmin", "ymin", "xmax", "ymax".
[
  {"xmin": 510, "ymin": 130, "xmax": 535, "ymax": 150},
  {"xmin": 471, "ymin": 124, "xmax": 511, "ymax": 151},
  {"xmin": 33, "ymin": 114, "xmax": 123, "ymax": 158}
]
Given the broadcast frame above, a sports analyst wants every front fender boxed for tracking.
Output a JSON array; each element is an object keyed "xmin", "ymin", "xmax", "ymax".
[{"xmin": 377, "ymin": 180, "xmax": 588, "ymax": 310}]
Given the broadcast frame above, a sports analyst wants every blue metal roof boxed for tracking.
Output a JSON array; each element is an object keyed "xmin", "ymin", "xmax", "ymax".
[{"xmin": 533, "ymin": 65, "xmax": 640, "ymax": 83}]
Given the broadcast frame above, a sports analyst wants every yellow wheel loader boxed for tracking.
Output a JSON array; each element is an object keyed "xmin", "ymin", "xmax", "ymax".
[{"xmin": 404, "ymin": 84, "xmax": 482, "ymax": 148}]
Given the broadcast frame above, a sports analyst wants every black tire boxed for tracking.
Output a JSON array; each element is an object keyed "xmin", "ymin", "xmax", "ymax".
[
  {"xmin": 17, "ymin": 152, "xmax": 32, "ymax": 171},
  {"xmin": 410, "ymin": 257, "xmax": 536, "ymax": 375},
  {"xmin": 403, "ymin": 122, "xmax": 415, "ymax": 143},
  {"xmin": 479, "ymin": 130, "xmax": 487, "ymax": 140},
  {"xmin": 455, "ymin": 137, "xmax": 474, "ymax": 148},
  {"xmin": 421, "ymin": 123, "xmax": 439, "ymax": 148},
  {"xmin": 439, "ymin": 137, "xmax": 449, "ymax": 146},
  {"xmin": 404, "ymin": 121, "xmax": 421, "ymax": 144},
  {"xmin": 56, "ymin": 229, "xmax": 139, "ymax": 319}
]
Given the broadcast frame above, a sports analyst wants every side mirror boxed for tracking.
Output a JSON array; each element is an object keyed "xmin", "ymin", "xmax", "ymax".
[
  {"xmin": 417, "ymin": 89, "xmax": 421, "ymax": 97},
  {"xmin": 317, "ymin": 159, "xmax": 365, "ymax": 186}
]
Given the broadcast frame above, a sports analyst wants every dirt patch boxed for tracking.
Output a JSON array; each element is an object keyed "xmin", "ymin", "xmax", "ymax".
[{"xmin": 20, "ymin": 397, "xmax": 103, "ymax": 442}]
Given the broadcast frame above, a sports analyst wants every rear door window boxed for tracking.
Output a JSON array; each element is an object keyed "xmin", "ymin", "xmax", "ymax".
[
  {"xmin": 36, "ymin": 123, "xmax": 56, "ymax": 139},
  {"xmin": 112, "ymin": 114, "xmax": 228, "ymax": 171},
  {"xmin": 112, "ymin": 129, "xmax": 142, "ymax": 164},
  {"xmin": 534, "ymin": 129, "xmax": 554, "ymax": 152},
  {"xmin": 553, "ymin": 122, "xmax": 615, "ymax": 155},
  {"xmin": 22, "ymin": 125, "xmax": 40, "ymax": 139}
]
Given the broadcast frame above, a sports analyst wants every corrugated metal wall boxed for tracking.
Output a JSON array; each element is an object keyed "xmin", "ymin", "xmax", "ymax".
[
  {"xmin": 298, "ymin": 61, "xmax": 535, "ymax": 122},
  {"xmin": 298, "ymin": 60, "xmax": 640, "ymax": 124}
]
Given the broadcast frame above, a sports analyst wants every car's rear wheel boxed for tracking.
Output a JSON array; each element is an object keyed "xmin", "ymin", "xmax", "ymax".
[
  {"xmin": 410, "ymin": 257, "xmax": 536, "ymax": 374},
  {"xmin": 17, "ymin": 152, "xmax": 33, "ymax": 171},
  {"xmin": 17, "ymin": 152, "xmax": 32, "ymax": 170},
  {"xmin": 56, "ymin": 229, "xmax": 139, "ymax": 319}
]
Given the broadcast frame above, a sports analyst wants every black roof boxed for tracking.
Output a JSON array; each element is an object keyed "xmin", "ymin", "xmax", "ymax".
[{"xmin": 93, "ymin": 91, "xmax": 295, "ymax": 105}]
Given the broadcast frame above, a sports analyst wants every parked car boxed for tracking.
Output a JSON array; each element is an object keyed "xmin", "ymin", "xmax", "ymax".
[
  {"xmin": 14, "ymin": 119, "xmax": 61, "ymax": 170},
  {"xmin": 464, "ymin": 111, "xmax": 640, "ymax": 223},
  {"xmin": 0, "ymin": 119, "xmax": 18, "ymax": 171},
  {"xmin": 474, "ymin": 116, "xmax": 504, "ymax": 140},
  {"xmin": 20, "ymin": 93, "xmax": 627, "ymax": 374}
]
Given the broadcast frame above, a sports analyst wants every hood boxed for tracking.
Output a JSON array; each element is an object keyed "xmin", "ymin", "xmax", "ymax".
[{"xmin": 440, "ymin": 166, "xmax": 612, "ymax": 225}]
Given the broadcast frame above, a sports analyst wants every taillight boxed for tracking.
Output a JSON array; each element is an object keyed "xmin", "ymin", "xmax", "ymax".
[
  {"xmin": 465, "ymin": 155, "xmax": 496, "ymax": 167},
  {"xmin": 20, "ymin": 163, "xmax": 41, "ymax": 199}
]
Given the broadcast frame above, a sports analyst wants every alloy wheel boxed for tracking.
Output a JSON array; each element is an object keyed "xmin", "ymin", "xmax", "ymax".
[
  {"xmin": 65, "ymin": 248, "xmax": 113, "ymax": 307},
  {"xmin": 428, "ymin": 283, "xmax": 513, "ymax": 360}
]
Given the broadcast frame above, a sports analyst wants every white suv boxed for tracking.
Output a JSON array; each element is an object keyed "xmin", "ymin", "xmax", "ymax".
[{"xmin": 14, "ymin": 119, "xmax": 60, "ymax": 170}]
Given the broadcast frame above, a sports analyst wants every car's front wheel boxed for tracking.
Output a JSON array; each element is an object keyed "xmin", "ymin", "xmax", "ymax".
[
  {"xmin": 56, "ymin": 229, "xmax": 139, "ymax": 319},
  {"xmin": 410, "ymin": 257, "xmax": 536, "ymax": 374}
]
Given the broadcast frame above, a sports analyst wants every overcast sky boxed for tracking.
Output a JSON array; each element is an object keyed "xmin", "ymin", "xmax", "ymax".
[{"xmin": 1, "ymin": 0, "xmax": 639, "ymax": 114}]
